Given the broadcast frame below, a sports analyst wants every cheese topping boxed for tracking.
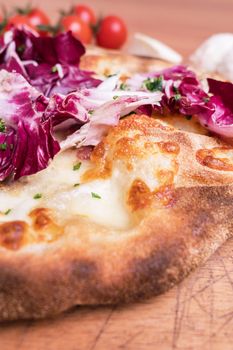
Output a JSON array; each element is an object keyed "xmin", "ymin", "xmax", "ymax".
[
  {"xmin": 0, "ymin": 150, "xmax": 130, "ymax": 229},
  {"xmin": 0, "ymin": 116, "xmax": 180, "ymax": 232}
]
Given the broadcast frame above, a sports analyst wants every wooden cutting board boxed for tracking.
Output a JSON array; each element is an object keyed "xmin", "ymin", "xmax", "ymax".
[{"xmin": 1, "ymin": 237, "xmax": 233, "ymax": 350}]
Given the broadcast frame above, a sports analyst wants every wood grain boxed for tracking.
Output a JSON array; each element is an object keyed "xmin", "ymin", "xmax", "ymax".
[{"xmin": 1, "ymin": 0, "xmax": 233, "ymax": 349}]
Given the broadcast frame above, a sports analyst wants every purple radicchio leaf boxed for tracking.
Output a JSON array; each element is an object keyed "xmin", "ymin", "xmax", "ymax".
[
  {"xmin": 0, "ymin": 70, "xmax": 60, "ymax": 181},
  {"xmin": 196, "ymin": 79, "xmax": 233, "ymax": 137},
  {"xmin": 0, "ymin": 27, "xmax": 101, "ymax": 97},
  {"xmin": 0, "ymin": 127, "xmax": 16, "ymax": 181}
]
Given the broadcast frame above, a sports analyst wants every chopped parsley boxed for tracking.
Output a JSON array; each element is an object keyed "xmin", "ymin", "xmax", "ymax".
[
  {"xmin": 51, "ymin": 65, "xmax": 58, "ymax": 73},
  {"xmin": 4, "ymin": 209, "xmax": 11, "ymax": 215},
  {"xmin": 33, "ymin": 193, "xmax": 42, "ymax": 200},
  {"xmin": 88, "ymin": 110, "xmax": 94, "ymax": 115},
  {"xmin": 143, "ymin": 75, "xmax": 163, "ymax": 92},
  {"xmin": 0, "ymin": 143, "xmax": 7, "ymax": 151},
  {"xmin": 0, "ymin": 119, "xmax": 6, "ymax": 133},
  {"xmin": 120, "ymin": 83, "xmax": 127, "ymax": 90},
  {"xmin": 174, "ymin": 94, "xmax": 182, "ymax": 101},
  {"xmin": 172, "ymin": 86, "xmax": 182, "ymax": 101},
  {"xmin": 105, "ymin": 73, "xmax": 117, "ymax": 78},
  {"xmin": 113, "ymin": 95, "xmax": 119, "ymax": 100},
  {"xmin": 73, "ymin": 162, "xmax": 82, "ymax": 171},
  {"xmin": 91, "ymin": 192, "xmax": 101, "ymax": 199},
  {"xmin": 74, "ymin": 183, "xmax": 80, "ymax": 187}
]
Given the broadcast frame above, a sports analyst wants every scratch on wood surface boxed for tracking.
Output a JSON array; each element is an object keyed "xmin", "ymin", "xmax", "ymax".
[
  {"xmin": 185, "ymin": 267, "xmax": 203, "ymax": 317},
  {"xmin": 89, "ymin": 307, "xmax": 115, "ymax": 350},
  {"xmin": 192, "ymin": 294, "xmax": 209, "ymax": 314},
  {"xmin": 180, "ymin": 273, "xmax": 226, "ymax": 306},
  {"xmin": 172, "ymin": 284, "xmax": 186, "ymax": 349},
  {"xmin": 216, "ymin": 251, "xmax": 233, "ymax": 292},
  {"xmin": 208, "ymin": 267, "xmax": 214, "ymax": 350},
  {"xmin": 119, "ymin": 330, "xmax": 143, "ymax": 349}
]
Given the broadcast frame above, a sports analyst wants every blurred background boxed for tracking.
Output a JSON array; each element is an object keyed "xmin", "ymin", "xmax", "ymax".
[{"xmin": 4, "ymin": 0, "xmax": 233, "ymax": 56}]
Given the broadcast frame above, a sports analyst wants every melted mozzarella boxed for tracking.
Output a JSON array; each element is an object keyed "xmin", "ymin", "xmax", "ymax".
[{"xmin": 0, "ymin": 150, "xmax": 131, "ymax": 229}]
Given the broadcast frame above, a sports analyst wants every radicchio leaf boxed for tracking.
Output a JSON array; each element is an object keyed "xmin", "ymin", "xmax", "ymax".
[
  {"xmin": 0, "ymin": 126, "xmax": 16, "ymax": 181},
  {"xmin": 0, "ymin": 70, "xmax": 60, "ymax": 181},
  {"xmin": 0, "ymin": 27, "xmax": 101, "ymax": 96},
  {"xmin": 60, "ymin": 93, "xmax": 162, "ymax": 150}
]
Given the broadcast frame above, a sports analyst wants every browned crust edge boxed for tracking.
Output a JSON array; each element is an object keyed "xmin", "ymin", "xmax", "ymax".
[{"xmin": 0, "ymin": 185, "xmax": 232, "ymax": 321}]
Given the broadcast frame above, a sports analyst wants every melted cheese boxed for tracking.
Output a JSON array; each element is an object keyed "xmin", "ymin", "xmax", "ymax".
[
  {"xmin": 0, "ymin": 115, "xmax": 183, "ymax": 231},
  {"xmin": 0, "ymin": 150, "xmax": 131, "ymax": 229}
]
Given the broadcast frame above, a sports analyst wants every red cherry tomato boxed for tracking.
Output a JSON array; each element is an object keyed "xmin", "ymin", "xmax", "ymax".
[
  {"xmin": 96, "ymin": 16, "xmax": 127, "ymax": 49},
  {"xmin": 60, "ymin": 15, "xmax": 92, "ymax": 44},
  {"xmin": 6, "ymin": 14, "xmax": 34, "ymax": 30},
  {"xmin": 73, "ymin": 4, "xmax": 97, "ymax": 25},
  {"xmin": 27, "ymin": 8, "xmax": 50, "ymax": 27}
]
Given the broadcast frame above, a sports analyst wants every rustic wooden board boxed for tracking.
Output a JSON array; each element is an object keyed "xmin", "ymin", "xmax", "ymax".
[{"xmin": 1, "ymin": 0, "xmax": 233, "ymax": 349}]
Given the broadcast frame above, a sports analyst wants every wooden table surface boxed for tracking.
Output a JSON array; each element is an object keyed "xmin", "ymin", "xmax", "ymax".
[{"xmin": 1, "ymin": 1, "xmax": 233, "ymax": 349}]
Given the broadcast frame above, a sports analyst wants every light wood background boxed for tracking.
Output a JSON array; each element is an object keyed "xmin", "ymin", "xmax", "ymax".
[{"xmin": 1, "ymin": 1, "xmax": 233, "ymax": 349}]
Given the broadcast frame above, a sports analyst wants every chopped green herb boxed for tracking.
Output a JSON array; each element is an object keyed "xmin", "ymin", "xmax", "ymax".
[
  {"xmin": 105, "ymin": 73, "xmax": 117, "ymax": 78},
  {"xmin": 0, "ymin": 143, "xmax": 7, "ymax": 151},
  {"xmin": 203, "ymin": 97, "xmax": 210, "ymax": 103},
  {"xmin": 0, "ymin": 119, "xmax": 6, "ymax": 133},
  {"xmin": 73, "ymin": 162, "xmax": 82, "ymax": 171},
  {"xmin": 33, "ymin": 193, "xmax": 42, "ymax": 200},
  {"xmin": 113, "ymin": 95, "xmax": 119, "ymax": 100},
  {"xmin": 174, "ymin": 94, "xmax": 182, "ymax": 101},
  {"xmin": 143, "ymin": 76, "xmax": 163, "ymax": 92},
  {"xmin": 91, "ymin": 192, "xmax": 101, "ymax": 199},
  {"xmin": 51, "ymin": 65, "xmax": 58, "ymax": 73},
  {"xmin": 74, "ymin": 183, "xmax": 80, "ymax": 187},
  {"xmin": 88, "ymin": 110, "xmax": 94, "ymax": 115},
  {"xmin": 4, "ymin": 209, "xmax": 11, "ymax": 215},
  {"xmin": 120, "ymin": 83, "xmax": 127, "ymax": 90},
  {"xmin": 185, "ymin": 115, "xmax": 192, "ymax": 120}
]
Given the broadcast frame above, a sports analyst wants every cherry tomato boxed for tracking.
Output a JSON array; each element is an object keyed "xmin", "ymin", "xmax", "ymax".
[
  {"xmin": 6, "ymin": 14, "xmax": 33, "ymax": 30},
  {"xmin": 60, "ymin": 15, "xmax": 92, "ymax": 44},
  {"xmin": 73, "ymin": 4, "xmax": 97, "ymax": 25},
  {"xmin": 27, "ymin": 8, "xmax": 50, "ymax": 27},
  {"xmin": 96, "ymin": 16, "xmax": 127, "ymax": 49}
]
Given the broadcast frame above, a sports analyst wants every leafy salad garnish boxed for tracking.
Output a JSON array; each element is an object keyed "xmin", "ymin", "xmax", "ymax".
[{"xmin": 0, "ymin": 27, "xmax": 233, "ymax": 182}]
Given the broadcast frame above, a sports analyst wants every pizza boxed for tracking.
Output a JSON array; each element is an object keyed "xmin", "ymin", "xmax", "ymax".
[{"xmin": 0, "ymin": 27, "xmax": 233, "ymax": 321}]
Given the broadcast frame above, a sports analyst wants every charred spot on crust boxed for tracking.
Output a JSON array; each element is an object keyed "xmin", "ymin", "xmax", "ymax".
[
  {"xmin": 30, "ymin": 208, "xmax": 52, "ymax": 230},
  {"xmin": 158, "ymin": 141, "xmax": 180, "ymax": 154},
  {"xmin": 128, "ymin": 180, "xmax": 176, "ymax": 212},
  {"xmin": 196, "ymin": 147, "xmax": 233, "ymax": 171},
  {"xmin": 125, "ymin": 237, "xmax": 187, "ymax": 301},
  {"xmin": 71, "ymin": 259, "xmax": 97, "ymax": 280},
  {"xmin": 128, "ymin": 179, "xmax": 153, "ymax": 211},
  {"xmin": 0, "ymin": 221, "xmax": 27, "ymax": 250},
  {"xmin": 29, "ymin": 208, "xmax": 63, "ymax": 243}
]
